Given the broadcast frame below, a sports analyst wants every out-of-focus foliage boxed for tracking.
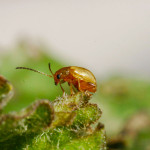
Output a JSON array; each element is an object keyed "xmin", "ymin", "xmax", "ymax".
[
  {"xmin": 96, "ymin": 78, "xmax": 150, "ymax": 149},
  {"xmin": 0, "ymin": 42, "xmax": 64, "ymax": 112},
  {"xmin": 0, "ymin": 76, "xmax": 106, "ymax": 150}
]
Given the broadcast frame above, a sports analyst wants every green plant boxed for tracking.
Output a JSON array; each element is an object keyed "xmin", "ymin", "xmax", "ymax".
[{"xmin": 0, "ymin": 75, "xmax": 106, "ymax": 150}]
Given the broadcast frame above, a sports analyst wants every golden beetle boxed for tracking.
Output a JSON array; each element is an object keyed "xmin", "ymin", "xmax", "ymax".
[{"xmin": 16, "ymin": 63, "xmax": 97, "ymax": 95}]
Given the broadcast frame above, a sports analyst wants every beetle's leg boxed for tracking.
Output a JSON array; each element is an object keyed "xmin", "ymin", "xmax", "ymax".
[
  {"xmin": 78, "ymin": 79, "xmax": 91, "ymax": 97},
  {"xmin": 69, "ymin": 83, "xmax": 75, "ymax": 95},
  {"xmin": 78, "ymin": 79, "xmax": 82, "ymax": 92},
  {"xmin": 60, "ymin": 83, "xmax": 65, "ymax": 96}
]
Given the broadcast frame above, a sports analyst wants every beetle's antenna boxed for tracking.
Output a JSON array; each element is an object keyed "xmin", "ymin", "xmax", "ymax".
[
  {"xmin": 16, "ymin": 67, "xmax": 52, "ymax": 78},
  {"xmin": 48, "ymin": 63, "xmax": 54, "ymax": 77}
]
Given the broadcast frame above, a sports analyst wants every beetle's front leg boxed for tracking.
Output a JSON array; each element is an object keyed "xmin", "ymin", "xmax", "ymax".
[{"xmin": 59, "ymin": 83, "xmax": 65, "ymax": 96}]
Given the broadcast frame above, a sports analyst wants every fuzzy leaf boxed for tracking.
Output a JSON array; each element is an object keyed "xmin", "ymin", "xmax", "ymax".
[{"xmin": 0, "ymin": 76, "xmax": 106, "ymax": 150}]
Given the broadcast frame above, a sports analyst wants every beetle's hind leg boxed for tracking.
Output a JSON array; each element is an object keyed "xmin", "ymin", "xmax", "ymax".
[{"xmin": 78, "ymin": 79, "xmax": 92, "ymax": 97}]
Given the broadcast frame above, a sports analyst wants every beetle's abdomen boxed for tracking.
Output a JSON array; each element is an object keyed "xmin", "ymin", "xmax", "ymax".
[
  {"xmin": 79, "ymin": 80, "xmax": 97, "ymax": 93},
  {"xmin": 68, "ymin": 66, "xmax": 97, "ymax": 93}
]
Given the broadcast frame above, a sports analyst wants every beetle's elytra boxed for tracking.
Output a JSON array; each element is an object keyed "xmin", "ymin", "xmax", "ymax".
[{"xmin": 16, "ymin": 63, "xmax": 97, "ymax": 96}]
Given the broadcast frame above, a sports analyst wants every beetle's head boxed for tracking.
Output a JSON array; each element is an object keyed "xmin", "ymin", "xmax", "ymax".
[
  {"xmin": 53, "ymin": 72, "xmax": 62, "ymax": 85},
  {"xmin": 48, "ymin": 63, "xmax": 63, "ymax": 85},
  {"xmin": 53, "ymin": 67, "xmax": 69, "ymax": 85}
]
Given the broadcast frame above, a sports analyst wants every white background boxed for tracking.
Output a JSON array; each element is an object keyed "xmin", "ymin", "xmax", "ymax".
[{"xmin": 0, "ymin": 0, "xmax": 150, "ymax": 78}]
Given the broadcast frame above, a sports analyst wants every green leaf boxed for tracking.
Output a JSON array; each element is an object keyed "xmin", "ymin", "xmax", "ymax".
[{"xmin": 0, "ymin": 76, "xmax": 106, "ymax": 150}]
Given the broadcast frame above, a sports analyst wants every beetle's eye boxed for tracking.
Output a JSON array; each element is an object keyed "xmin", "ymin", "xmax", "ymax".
[{"xmin": 57, "ymin": 74, "xmax": 61, "ymax": 79}]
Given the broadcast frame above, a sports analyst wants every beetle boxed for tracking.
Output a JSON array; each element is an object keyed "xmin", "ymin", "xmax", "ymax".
[{"xmin": 16, "ymin": 63, "xmax": 97, "ymax": 96}]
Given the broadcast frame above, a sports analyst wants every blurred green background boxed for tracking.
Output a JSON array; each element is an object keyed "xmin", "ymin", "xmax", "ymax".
[{"xmin": 0, "ymin": 42, "xmax": 150, "ymax": 150}]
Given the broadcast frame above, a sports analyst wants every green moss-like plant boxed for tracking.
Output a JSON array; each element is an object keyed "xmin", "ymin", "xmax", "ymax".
[
  {"xmin": 0, "ymin": 76, "xmax": 106, "ymax": 150},
  {"xmin": 0, "ymin": 76, "xmax": 13, "ymax": 111}
]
